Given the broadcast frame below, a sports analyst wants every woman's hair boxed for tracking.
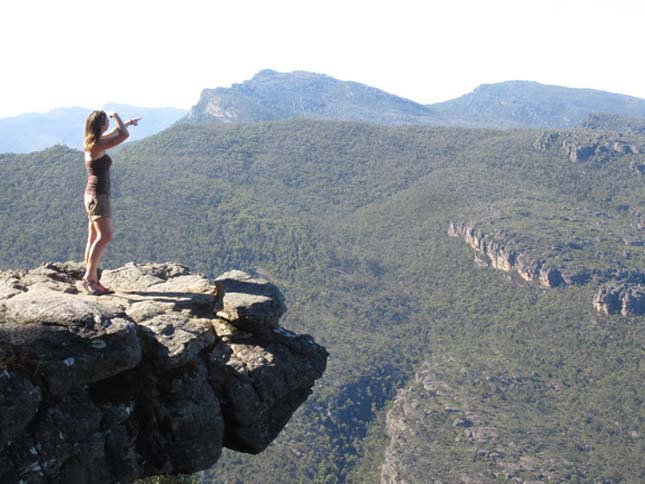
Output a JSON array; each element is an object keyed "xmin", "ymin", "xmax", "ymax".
[{"xmin": 84, "ymin": 110, "xmax": 107, "ymax": 152}]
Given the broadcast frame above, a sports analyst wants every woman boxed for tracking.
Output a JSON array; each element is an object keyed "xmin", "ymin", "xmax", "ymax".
[{"xmin": 82, "ymin": 110, "xmax": 140, "ymax": 295}]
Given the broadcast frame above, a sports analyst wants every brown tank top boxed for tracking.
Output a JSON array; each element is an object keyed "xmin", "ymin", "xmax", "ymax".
[{"xmin": 85, "ymin": 154, "xmax": 112, "ymax": 195}]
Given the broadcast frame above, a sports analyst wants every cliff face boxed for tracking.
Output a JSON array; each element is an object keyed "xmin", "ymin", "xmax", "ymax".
[
  {"xmin": 0, "ymin": 262, "xmax": 327, "ymax": 483},
  {"xmin": 448, "ymin": 222, "xmax": 645, "ymax": 316},
  {"xmin": 448, "ymin": 222, "xmax": 566, "ymax": 288}
]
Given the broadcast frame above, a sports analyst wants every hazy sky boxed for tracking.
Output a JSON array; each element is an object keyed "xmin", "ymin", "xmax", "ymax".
[{"xmin": 1, "ymin": 0, "xmax": 643, "ymax": 118}]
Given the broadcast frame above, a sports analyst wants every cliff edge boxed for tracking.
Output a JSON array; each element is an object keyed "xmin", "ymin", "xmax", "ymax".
[{"xmin": 0, "ymin": 262, "xmax": 328, "ymax": 483}]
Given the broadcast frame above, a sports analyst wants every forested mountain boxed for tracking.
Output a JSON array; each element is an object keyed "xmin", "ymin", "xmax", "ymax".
[
  {"xmin": 185, "ymin": 69, "xmax": 440, "ymax": 125},
  {"xmin": 186, "ymin": 70, "xmax": 645, "ymax": 129},
  {"xmin": 5, "ymin": 71, "xmax": 645, "ymax": 156},
  {"xmin": 0, "ymin": 103, "xmax": 186, "ymax": 153},
  {"xmin": 431, "ymin": 80, "xmax": 645, "ymax": 128},
  {"xmin": 0, "ymin": 119, "xmax": 642, "ymax": 483}
]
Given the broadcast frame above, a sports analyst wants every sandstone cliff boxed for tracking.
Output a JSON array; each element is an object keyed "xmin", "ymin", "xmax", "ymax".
[
  {"xmin": 448, "ymin": 222, "xmax": 567, "ymax": 288},
  {"xmin": 0, "ymin": 262, "xmax": 327, "ymax": 483},
  {"xmin": 448, "ymin": 222, "xmax": 645, "ymax": 316}
]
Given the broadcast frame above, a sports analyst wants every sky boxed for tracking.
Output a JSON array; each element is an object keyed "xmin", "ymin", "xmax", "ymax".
[{"xmin": 1, "ymin": 0, "xmax": 643, "ymax": 118}]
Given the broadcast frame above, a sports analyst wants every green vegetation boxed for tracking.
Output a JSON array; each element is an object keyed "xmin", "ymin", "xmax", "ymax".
[{"xmin": 0, "ymin": 119, "xmax": 642, "ymax": 482}]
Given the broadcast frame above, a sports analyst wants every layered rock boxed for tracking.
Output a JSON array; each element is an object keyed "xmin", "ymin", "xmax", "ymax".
[
  {"xmin": 448, "ymin": 222, "xmax": 565, "ymax": 288},
  {"xmin": 449, "ymin": 222, "xmax": 645, "ymax": 316},
  {"xmin": 0, "ymin": 262, "xmax": 327, "ymax": 483}
]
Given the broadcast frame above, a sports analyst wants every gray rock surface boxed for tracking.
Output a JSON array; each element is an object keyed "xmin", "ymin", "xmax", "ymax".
[
  {"xmin": 215, "ymin": 270, "xmax": 287, "ymax": 333},
  {"xmin": 0, "ymin": 262, "xmax": 327, "ymax": 483},
  {"xmin": 207, "ymin": 326, "xmax": 328, "ymax": 453}
]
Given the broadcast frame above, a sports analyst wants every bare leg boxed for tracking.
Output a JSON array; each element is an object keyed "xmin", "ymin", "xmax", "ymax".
[
  {"xmin": 84, "ymin": 219, "xmax": 97, "ymax": 266},
  {"xmin": 83, "ymin": 217, "xmax": 112, "ymax": 284}
]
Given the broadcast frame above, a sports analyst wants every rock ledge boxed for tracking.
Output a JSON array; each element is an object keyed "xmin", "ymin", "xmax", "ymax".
[{"xmin": 0, "ymin": 262, "xmax": 327, "ymax": 483}]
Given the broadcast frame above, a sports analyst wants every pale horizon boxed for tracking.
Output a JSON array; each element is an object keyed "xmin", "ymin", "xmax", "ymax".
[{"xmin": 2, "ymin": 0, "xmax": 644, "ymax": 118}]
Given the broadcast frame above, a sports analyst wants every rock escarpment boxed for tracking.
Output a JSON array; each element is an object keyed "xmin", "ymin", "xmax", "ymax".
[
  {"xmin": 448, "ymin": 222, "xmax": 645, "ymax": 316},
  {"xmin": 0, "ymin": 262, "xmax": 327, "ymax": 483},
  {"xmin": 448, "ymin": 222, "xmax": 567, "ymax": 288}
]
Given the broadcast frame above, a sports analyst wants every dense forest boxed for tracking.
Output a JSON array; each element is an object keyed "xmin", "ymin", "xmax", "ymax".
[{"xmin": 0, "ymin": 119, "xmax": 642, "ymax": 482}]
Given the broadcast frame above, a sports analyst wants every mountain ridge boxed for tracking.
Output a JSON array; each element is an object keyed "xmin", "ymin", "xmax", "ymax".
[
  {"xmin": 5, "ymin": 71, "xmax": 645, "ymax": 154},
  {"xmin": 432, "ymin": 79, "xmax": 645, "ymax": 127},
  {"xmin": 186, "ymin": 69, "xmax": 439, "ymax": 125},
  {"xmin": 0, "ymin": 104, "xmax": 186, "ymax": 154},
  {"xmin": 185, "ymin": 70, "xmax": 645, "ymax": 128}
]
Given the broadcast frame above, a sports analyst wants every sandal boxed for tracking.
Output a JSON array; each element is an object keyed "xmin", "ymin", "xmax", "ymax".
[
  {"xmin": 82, "ymin": 278, "xmax": 110, "ymax": 296},
  {"xmin": 97, "ymin": 281, "xmax": 114, "ymax": 295}
]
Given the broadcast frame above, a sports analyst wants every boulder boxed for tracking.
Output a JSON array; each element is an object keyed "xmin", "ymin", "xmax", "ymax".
[
  {"xmin": 0, "ymin": 271, "xmax": 26, "ymax": 301},
  {"xmin": 215, "ymin": 270, "xmax": 287, "ymax": 333},
  {"xmin": 136, "ymin": 314, "xmax": 216, "ymax": 369},
  {"xmin": 207, "ymin": 327, "xmax": 328, "ymax": 453}
]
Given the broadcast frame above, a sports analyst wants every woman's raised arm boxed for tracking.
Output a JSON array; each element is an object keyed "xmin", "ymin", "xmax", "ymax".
[{"xmin": 96, "ymin": 112, "xmax": 130, "ymax": 150}]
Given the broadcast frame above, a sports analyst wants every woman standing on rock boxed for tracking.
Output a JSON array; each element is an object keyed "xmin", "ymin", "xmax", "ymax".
[{"xmin": 82, "ymin": 110, "xmax": 140, "ymax": 295}]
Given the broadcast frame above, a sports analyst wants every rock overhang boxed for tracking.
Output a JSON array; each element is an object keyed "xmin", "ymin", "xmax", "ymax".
[{"xmin": 0, "ymin": 261, "xmax": 328, "ymax": 483}]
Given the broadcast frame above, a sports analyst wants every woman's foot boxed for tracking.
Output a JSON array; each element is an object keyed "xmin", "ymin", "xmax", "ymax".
[
  {"xmin": 96, "ymin": 281, "xmax": 114, "ymax": 295},
  {"xmin": 82, "ymin": 278, "xmax": 111, "ymax": 296}
]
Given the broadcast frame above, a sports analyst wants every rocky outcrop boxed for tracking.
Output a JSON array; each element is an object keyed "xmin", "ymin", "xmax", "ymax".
[
  {"xmin": 448, "ymin": 222, "xmax": 565, "ymax": 288},
  {"xmin": 214, "ymin": 270, "xmax": 287, "ymax": 334},
  {"xmin": 534, "ymin": 130, "xmax": 642, "ymax": 162},
  {"xmin": 450, "ymin": 222, "xmax": 645, "ymax": 316},
  {"xmin": 0, "ymin": 262, "xmax": 327, "ymax": 483},
  {"xmin": 593, "ymin": 281, "xmax": 645, "ymax": 316}
]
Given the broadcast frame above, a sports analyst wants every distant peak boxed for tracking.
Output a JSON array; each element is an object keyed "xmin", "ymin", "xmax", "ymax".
[
  {"xmin": 472, "ymin": 80, "xmax": 544, "ymax": 94},
  {"xmin": 247, "ymin": 69, "xmax": 332, "ymax": 83},
  {"xmin": 252, "ymin": 68, "xmax": 280, "ymax": 79}
]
